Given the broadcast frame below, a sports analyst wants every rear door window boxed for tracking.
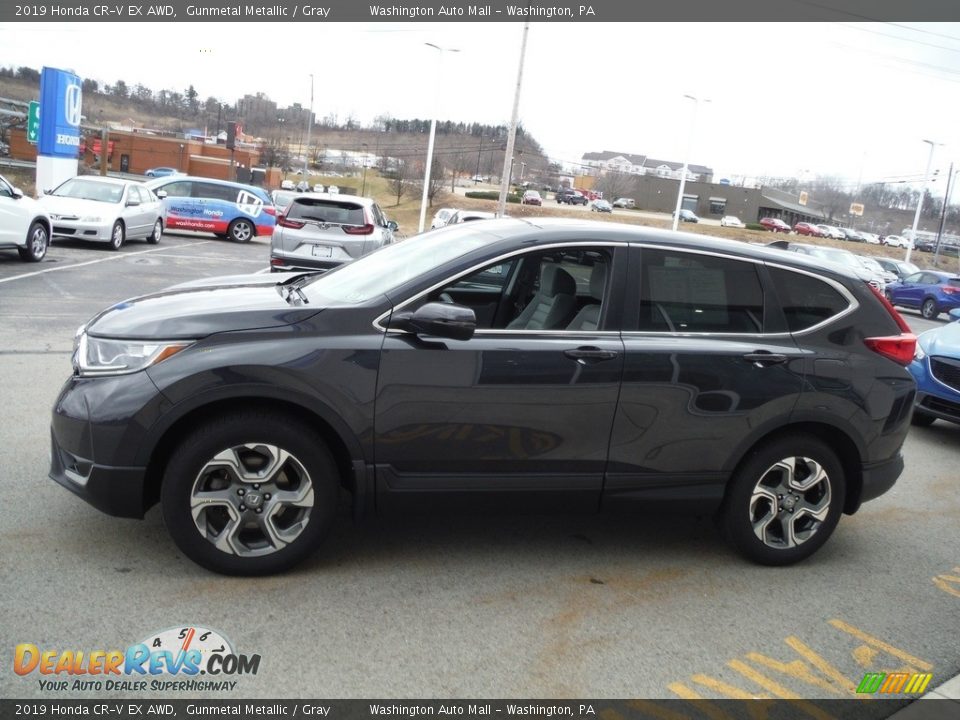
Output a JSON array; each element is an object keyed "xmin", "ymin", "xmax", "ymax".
[
  {"xmin": 638, "ymin": 249, "xmax": 764, "ymax": 333},
  {"xmin": 193, "ymin": 182, "xmax": 238, "ymax": 203}
]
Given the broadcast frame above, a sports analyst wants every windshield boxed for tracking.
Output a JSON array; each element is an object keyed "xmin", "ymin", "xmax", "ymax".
[
  {"xmin": 301, "ymin": 224, "xmax": 498, "ymax": 304},
  {"xmin": 859, "ymin": 257, "xmax": 883, "ymax": 271},
  {"xmin": 52, "ymin": 178, "xmax": 124, "ymax": 203}
]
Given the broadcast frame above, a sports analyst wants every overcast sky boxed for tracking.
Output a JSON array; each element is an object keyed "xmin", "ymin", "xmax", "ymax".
[{"xmin": 3, "ymin": 21, "xmax": 960, "ymax": 192}]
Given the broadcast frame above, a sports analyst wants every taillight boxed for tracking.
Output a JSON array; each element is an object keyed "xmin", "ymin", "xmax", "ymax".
[
  {"xmin": 942, "ymin": 286, "xmax": 959, "ymax": 295},
  {"xmin": 343, "ymin": 224, "xmax": 374, "ymax": 235},
  {"xmin": 264, "ymin": 206, "xmax": 277, "ymax": 217},
  {"xmin": 865, "ymin": 283, "xmax": 916, "ymax": 365},
  {"xmin": 278, "ymin": 215, "xmax": 305, "ymax": 229}
]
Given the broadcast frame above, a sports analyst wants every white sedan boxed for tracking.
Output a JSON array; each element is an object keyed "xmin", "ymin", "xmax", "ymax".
[
  {"xmin": 0, "ymin": 173, "xmax": 51, "ymax": 262},
  {"xmin": 38, "ymin": 176, "xmax": 163, "ymax": 250},
  {"xmin": 883, "ymin": 234, "xmax": 912, "ymax": 249},
  {"xmin": 720, "ymin": 215, "xmax": 745, "ymax": 228}
]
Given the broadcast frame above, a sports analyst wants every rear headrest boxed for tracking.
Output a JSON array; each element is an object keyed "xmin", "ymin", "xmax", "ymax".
[
  {"xmin": 590, "ymin": 263, "xmax": 607, "ymax": 299},
  {"xmin": 540, "ymin": 264, "xmax": 576, "ymax": 297}
]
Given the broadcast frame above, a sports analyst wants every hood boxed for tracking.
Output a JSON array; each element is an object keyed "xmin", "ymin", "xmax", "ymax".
[
  {"xmin": 85, "ymin": 273, "xmax": 321, "ymax": 339},
  {"xmin": 920, "ymin": 320, "xmax": 960, "ymax": 357},
  {"xmin": 38, "ymin": 195, "xmax": 118, "ymax": 216}
]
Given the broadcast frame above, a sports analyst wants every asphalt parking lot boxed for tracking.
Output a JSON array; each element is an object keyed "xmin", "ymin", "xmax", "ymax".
[{"xmin": 2, "ymin": 230, "xmax": 958, "ymax": 705}]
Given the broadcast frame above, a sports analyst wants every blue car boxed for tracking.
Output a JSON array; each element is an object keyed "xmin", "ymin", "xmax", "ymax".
[
  {"xmin": 885, "ymin": 270, "xmax": 960, "ymax": 320},
  {"xmin": 144, "ymin": 167, "xmax": 181, "ymax": 178},
  {"xmin": 910, "ymin": 309, "xmax": 960, "ymax": 426}
]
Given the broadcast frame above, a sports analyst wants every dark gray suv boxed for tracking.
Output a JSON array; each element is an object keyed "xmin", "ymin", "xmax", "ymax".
[{"xmin": 50, "ymin": 218, "xmax": 917, "ymax": 575}]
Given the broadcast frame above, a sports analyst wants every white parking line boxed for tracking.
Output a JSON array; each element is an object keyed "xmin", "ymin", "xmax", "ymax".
[{"xmin": 0, "ymin": 242, "xmax": 213, "ymax": 285}]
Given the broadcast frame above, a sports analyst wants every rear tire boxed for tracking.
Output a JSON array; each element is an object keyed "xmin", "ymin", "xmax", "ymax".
[
  {"xmin": 160, "ymin": 411, "xmax": 340, "ymax": 575},
  {"xmin": 921, "ymin": 298, "xmax": 939, "ymax": 320},
  {"xmin": 18, "ymin": 221, "xmax": 48, "ymax": 262},
  {"xmin": 720, "ymin": 435, "xmax": 845, "ymax": 566}
]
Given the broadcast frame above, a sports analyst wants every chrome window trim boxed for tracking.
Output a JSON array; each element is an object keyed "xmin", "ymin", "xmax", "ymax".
[{"xmin": 373, "ymin": 241, "xmax": 621, "ymax": 334}]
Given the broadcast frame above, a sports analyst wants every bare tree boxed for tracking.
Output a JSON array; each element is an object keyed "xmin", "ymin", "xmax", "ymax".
[
  {"xmin": 594, "ymin": 171, "xmax": 636, "ymax": 201},
  {"xmin": 390, "ymin": 159, "xmax": 411, "ymax": 206}
]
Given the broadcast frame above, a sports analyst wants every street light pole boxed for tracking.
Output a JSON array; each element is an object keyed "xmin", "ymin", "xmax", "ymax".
[
  {"xmin": 361, "ymin": 142, "xmax": 369, "ymax": 196},
  {"xmin": 418, "ymin": 43, "xmax": 459, "ymax": 233},
  {"xmin": 906, "ymin": 139, "xmax": 942, "ymax": 264},
  {"xmin": 672, "ymin": 94, "xmax": 709, "ymax": 232},
  {"xmin": 303, "ymin": 74, "xmax": 314, "ymax": 179}
]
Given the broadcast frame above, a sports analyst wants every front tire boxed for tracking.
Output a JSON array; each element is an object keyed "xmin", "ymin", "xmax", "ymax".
[
  {"xmin": 160, "ymin": 412, "xmax": 340, "ymax": 575},
  {"xmin": 18, "ymin": 221, "xmax": 48, "ymax": 262},
  {"xmin": 228, "ymin": 218, "xmax": 254, "ymax": 243},
  {"xmin": 146, "ymin": 219, "xmax": 162, "ymax": 245},
  {"xmin": 108, "ymin": 221, "xmax": 125, "ymax": 251},
  {"xmin": 720, "ymin": 435, "xmax": 845, "ymax": 566},
  {"xmin": 921, "ymin": 298, "xmax": 939, "ymax": 320}
]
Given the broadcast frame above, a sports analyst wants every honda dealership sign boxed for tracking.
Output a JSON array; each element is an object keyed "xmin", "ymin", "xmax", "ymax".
[
  {"xmin": 36, "ymin": 66, "xmax": 83, "ymax": 193},
  {"xmin": 39, "ymin": 67, "xmax": 82, "ymax": 157}
]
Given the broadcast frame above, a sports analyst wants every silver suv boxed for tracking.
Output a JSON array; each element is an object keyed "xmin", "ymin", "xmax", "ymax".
[{"xmin": 270, "ymin": 193, "xmax": 398, "ymax": 272}]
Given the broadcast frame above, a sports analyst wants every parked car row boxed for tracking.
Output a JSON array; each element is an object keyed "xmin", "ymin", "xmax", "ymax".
[{"xmin": 430, "ymin": 207, "xmax": 497, "ymax": 229}]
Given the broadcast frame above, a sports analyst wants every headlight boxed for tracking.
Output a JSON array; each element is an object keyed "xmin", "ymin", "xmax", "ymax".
[
  {"xmin": 914, "ymin": 344, "xmax": 926, "ymax": 361},
  {"xmin": 74, "ymin": 333, "xmax": 193, "ymax": 376}
]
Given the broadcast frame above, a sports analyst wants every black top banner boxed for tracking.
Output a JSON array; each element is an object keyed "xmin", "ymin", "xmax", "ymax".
[{"xmin": 1, "ymin": 0, "xmax": 958, "ymax": 22}]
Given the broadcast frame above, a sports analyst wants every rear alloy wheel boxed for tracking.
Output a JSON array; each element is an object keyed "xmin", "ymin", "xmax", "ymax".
[
  {"xmin": 921, "ymin": 298, "xmax": 939, "ymax": 320},
  {"xmin": 161, "ymin": 412, "xmax": 340, "ymax": 575},
  {"xmin": 18, "ymin": 221, "xmax": 48, "ymax": 262},
  {"xmin": 721, "ymin": 435, "xmax": 845, "ymax": 566},
  {"xmin": 108, "ymin": 221, "xmax": 125, "ymax": 251},
  {"xmin": 228, "ymin": 218, "xmax": 254, "ymax": 243},
  {"xmin": 146, "ymin": 219, "xmax": 162, "ymax": 245}
]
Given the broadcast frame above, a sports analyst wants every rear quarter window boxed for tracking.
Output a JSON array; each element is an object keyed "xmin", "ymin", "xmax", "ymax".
[{"xmin": 768, "ymin": 267, "xmax": 850, "ymax": 332}]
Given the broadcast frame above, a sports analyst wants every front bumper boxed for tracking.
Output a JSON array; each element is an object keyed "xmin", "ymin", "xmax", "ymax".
[
  {"xmin": 49, "ymin": 217, "xmax": 112, "ymax": 241},
  {"xmin": 910, "ymin": 355, "xmax": 960, "ymax": 424},
  {"xmin": 49, "ymin": 370, "xmax": 166, "ymax": 518},
  {"xmin": 50, "ymin": 428, "xmax": 148, "ymax": 518}
]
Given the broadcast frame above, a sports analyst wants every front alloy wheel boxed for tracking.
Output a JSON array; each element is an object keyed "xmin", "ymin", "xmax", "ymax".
[
  {"xmin": 721, "ymin": 435, "xmax": 845, "ymax": 566},
  {"xmin": 161, "ymin": 412, "xmax": 339, "ymax": 575},
  {"xmin": 19, "ymin": 221, "xmax": 48, "ymax": 262},
  {"xmin": 228, "ymin": 218, "xmax": 254, "ymax": 243},
  {"xmin": 109, "ymin": 221, "xmax": 125, "ymax": 251}
]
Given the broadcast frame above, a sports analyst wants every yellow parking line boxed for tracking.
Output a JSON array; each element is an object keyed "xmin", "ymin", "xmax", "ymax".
[{"xmin": 829, "ymin": 620, "xmax": 934, "ymax": 671}]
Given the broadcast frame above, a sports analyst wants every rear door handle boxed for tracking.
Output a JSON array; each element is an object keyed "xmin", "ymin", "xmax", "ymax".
[
  {"xmin": 564, "ymin": 347, "xmax": 619, "ymax": 364},
  {"xmin": 743, "ymin": 351, "xmax": 788, "ymax": 368}
]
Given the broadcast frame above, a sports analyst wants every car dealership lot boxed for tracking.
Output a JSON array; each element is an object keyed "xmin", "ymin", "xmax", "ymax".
[{"xmin": 1, "ymin": 231, "xmax": 958, "ymax": 701}]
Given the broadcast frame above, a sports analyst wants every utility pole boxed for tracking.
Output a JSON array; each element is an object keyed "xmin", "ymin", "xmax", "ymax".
[
  {"xmin": 497, "ymin": 22, "xmax": 530, "ymax": 217},
  {"xmin": 475, "ymin": 132, "xmax": 484, "ymax": 183},
  {"xmin": 303, "ymin": 74, "xmax": 313, "ymax": 178},
  {"xmin": 934, "ymin": 161, "xmax": 955, "ymax": 265}
]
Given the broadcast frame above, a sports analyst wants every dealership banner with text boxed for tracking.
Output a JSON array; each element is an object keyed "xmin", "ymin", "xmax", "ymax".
[{"xmin": 1, "ymin": 0, "xmax": 957, "ymax": 22}]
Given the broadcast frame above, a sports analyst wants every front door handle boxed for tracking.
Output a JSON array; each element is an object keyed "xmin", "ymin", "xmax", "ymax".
[
  {"xmin": 564, "ymin": 347, "xmax": 619, "ymax": 364},
  {"xmin": 743, "ymin": 351, "xmax": 788, "ymax": 368}
]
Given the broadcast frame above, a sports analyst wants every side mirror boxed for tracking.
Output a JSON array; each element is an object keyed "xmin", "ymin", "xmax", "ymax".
[
  {"xmin": 155, "ymin": 190, "xmax": 168, "ymax": 199},
  {"xmin": 126, "ymin": 199, "xmax": 140, "ymax": 207},
  {"xmin": 12, "ymin": 187, "xmax": 24, "ymax": 199},
  {"xmin": 949, "ymin": 308, "xmax": 960, "ymax": 322},
  {"xmin": 391, "ymin": 302, "xmax": 476, "ymax": 341},
  {"xmin": 387, "ymin": 220, "xmax": 398, "ymax": 231}
]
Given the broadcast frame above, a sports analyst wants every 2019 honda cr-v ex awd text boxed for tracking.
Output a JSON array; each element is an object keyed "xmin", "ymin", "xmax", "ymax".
[{"xmin": 50, "ymin": 218, "xmax": 917, "ymax": 575}]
